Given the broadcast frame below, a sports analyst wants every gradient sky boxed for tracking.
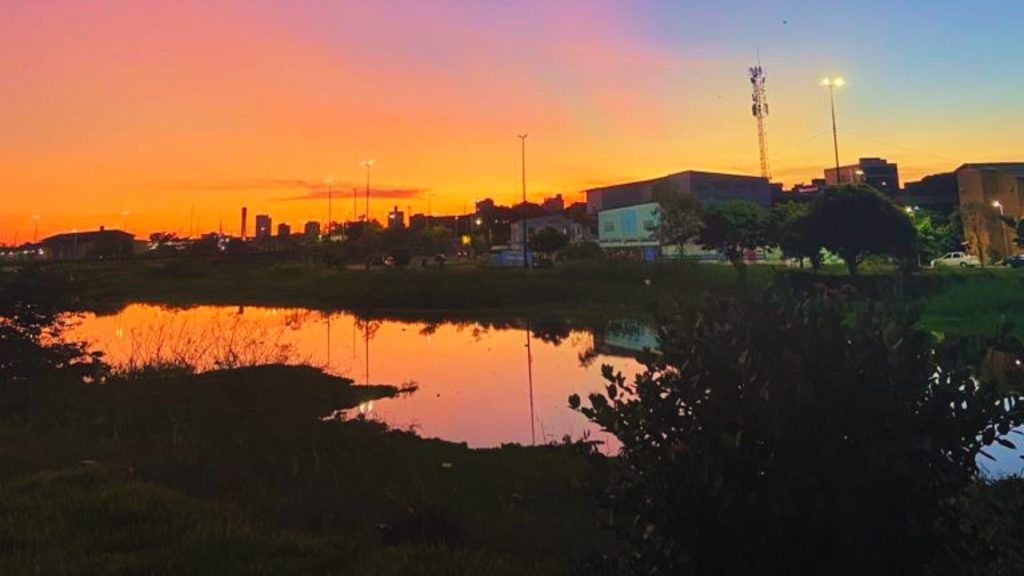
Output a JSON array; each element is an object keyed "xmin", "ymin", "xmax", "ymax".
[{"xmin": 2, "ymin": 0, "xmax": 1022, "ymax": 240}]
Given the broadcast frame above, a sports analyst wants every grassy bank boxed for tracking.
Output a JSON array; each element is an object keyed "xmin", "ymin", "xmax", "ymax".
[
  {"xmin": 0, "ymin": 364, "xmax": 612, "ymax": 575},
  {"xmin": 42, "ymin": 257, "xmax": 773, "ymax": 315}
]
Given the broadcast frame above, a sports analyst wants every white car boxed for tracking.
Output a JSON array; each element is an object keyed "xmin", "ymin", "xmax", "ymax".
[{"xmin": 930, "ymin": 251, "xmax": 980, "ymax": 268}]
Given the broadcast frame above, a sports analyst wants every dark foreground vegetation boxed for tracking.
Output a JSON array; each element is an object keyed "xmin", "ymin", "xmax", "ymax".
[
  {"xmin": 0, "ymin": 268, "xmax": 610, "ymax": 575},
  {"xmin": 4, "ymin": 261, "xmax": 1024, "ymax": 574}
]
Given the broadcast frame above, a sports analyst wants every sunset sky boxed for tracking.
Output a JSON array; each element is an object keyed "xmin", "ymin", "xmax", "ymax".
[{"xmin": 2, "ymin": 0, "xmax": 1022, "ymax": 240}]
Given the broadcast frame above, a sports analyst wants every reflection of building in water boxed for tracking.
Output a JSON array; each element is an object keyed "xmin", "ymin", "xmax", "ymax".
[{"xmin": 591, "ymin": 320, "xmax": 659, "ymax": 358}]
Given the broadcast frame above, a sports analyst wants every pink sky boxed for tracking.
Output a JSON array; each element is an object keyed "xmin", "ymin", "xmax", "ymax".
[{"xmin": 2, "ymin": 1, "xmax": 1020, "ymax": 240}]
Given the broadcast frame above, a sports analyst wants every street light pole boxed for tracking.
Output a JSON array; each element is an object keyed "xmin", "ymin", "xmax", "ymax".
[
  {"xmin": 361, "ymin": 160, "xmax": 374, "ymax": 222},
  {"xmin": 821, "ymin": 77, "xmax": 845, "ymax": 183},
  {"xmin": 518, "ymin": 133, "xmax": 528, "ymax": 269},
  {"xmin": 325, "ymin": 178, "xmax": 334, "ymax": 238}
]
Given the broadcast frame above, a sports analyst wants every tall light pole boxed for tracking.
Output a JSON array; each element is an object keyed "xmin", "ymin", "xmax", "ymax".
[
  {"xmin": 32, "ymin": 215, "xmax": 40, "ymax": 244},
  {"xmin": 821, "ymin": 76, "xmax": 845, "ymax": 183},
  {"xmin": 517, "ymin": 133, "xmax": 529, "ymax": 269},
  {"xmin": 325, "ymin": 177, "xmax": 334, "ymax": 238},
  {"xmin": 993, "ymin": 200, "xmax": 1011, "ymax": 256},
  {"xmin": 120, "ymin": 211, "xmax": 130, "ymax": 231},
  {"xmin": 361, "ymin": 160, "xmax": 374, "ymax": 222}
]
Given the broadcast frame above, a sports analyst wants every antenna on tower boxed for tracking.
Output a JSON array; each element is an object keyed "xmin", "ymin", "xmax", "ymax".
[{"xmin": 749, "ymin": 60, "xmax": 771, "ymax": 180}]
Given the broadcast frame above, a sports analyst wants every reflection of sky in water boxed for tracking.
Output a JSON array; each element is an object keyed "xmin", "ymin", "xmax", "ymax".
[
  {"xmin": 69, "ymin": 304, "xmax": 643, "ymax": 450},
  {"xmin": 67, "ymin": 304, "xmax": 1024, "ymax": 475}
]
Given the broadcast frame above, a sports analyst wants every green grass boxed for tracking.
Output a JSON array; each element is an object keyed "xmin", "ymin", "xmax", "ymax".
[
  {"xmin": 0, "ymin": 364, "xmax": 613, "ymax": 575},
  {"xmin": 34, "ymin": 257, "xmax": 773, "ymax": 315},
  {"xmin": 918, "ymin": 270, "xmax": 1024, "ymax": 337}
]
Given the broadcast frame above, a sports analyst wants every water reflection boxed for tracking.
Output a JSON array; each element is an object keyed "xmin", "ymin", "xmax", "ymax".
[{"xmin": 69, "ymin": 304, "xmax": 645, "ymax": 449}]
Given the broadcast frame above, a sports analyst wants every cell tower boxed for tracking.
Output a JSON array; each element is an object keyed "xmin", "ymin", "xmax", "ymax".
[{"xmin": 749, "ymin": 64, "xmax": 771, "ymax": 180}]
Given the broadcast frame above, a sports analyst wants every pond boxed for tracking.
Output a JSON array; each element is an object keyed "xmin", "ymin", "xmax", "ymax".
[
  {"xmin": 68, "ymin": 303, "xmax": 1024, "ymax": 477},
  {"xmin": 68, "ymin": 304, "xmax": 651, "ymax": 451}
]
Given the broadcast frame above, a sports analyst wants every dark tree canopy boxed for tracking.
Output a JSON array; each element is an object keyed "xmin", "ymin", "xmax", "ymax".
[
  {"xmin": 807, "ymin": 185, "xmax": 916, "ymax": 275},
  {"xmin": 697, "ymin": 200, "xmax": 771, "ymax": 265},
  {"xmin": 656, "ymin": 192, "xmax": 704, "ymax": 252},
  {"xmin": 528, "ymin": 227, "xmax": 569, "ymax": 255},
  {"xmin": 572, "ymin": 287, "xmax": 1024, "ymax": 575},
  {"xmin": 768, "ymin": 202, "xmax": 821, "ymax": 268}
]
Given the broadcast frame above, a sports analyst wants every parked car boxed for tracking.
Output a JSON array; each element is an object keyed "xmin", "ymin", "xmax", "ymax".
[
  {"xmin": 1000, "ymin": 253, "xmax": 1024, "ymax": 268},
  {"xmin": 930, "ymin": 252, "xmax": 979, "ymax": 268}
]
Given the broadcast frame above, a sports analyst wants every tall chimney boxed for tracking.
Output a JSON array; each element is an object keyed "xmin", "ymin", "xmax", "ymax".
[{"xmin": 241, "ymin": 207, "xmax": 248, "ymax": 240}]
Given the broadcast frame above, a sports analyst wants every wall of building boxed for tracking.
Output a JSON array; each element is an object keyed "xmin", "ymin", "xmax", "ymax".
[
  {"xmin": 597, "ymin": 203, "xmax": 659, "ymax": 248},
  {"xmin": 957, "ymin": 165, "xmax": 1024, "ymax": 260}
]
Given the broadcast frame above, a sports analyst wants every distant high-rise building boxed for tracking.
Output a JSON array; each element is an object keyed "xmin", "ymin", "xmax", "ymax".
[
  {"xmin": 255, "ymin": 214, "xmax": 272, "ymax": 239},
  {"xmin": 304, "ymin": 221, "xmax": 321, "ymax": 238},
  {"xmin": 241, "ymin": 207, "xmax": 248, "ymax": 240},
  {"xmin": 277, "ymin": 222, "xmax": 291, "ymax": 237},
  {"xmin": 824, "ymin": 157, "xmax": 900, "ymax": 195},
  {"xmin": 388, "ymin": 205, "xmax": 405, "ymax": 229},
  {"xmin": 542, "ymin": 194, "xmax": 565, "ymax": 213}
]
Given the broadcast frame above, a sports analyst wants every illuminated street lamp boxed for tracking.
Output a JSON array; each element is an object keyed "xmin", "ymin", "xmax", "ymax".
[
  {"xmin": 821, "ymin": 76, "xmax": 846, "ymax": 183},
  {"xmin": 361, "ymin": 160, "xmax": 375, "ymax": 222}
]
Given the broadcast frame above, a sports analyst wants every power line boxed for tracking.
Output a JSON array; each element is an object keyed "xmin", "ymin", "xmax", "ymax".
[
  {"xmin": 837, "ymin": 127, "xmax": 962, "ymax": 165},
  {"xmin": 770, "ymin": 129, "xmax": 833, "ymax": 158}
]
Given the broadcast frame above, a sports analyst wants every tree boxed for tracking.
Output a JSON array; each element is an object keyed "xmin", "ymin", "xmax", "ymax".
[
  {"xmin": 697, "ymin": 200, "xmax": 770, "ymax": 266},
  {"xmin": 411, "ymin": 225, "xmax": 456, "ymax": 256},
  {"xmin": 906, "ymin": 208, "xmax": 964, "ymax": 264},
  {"xmin": 571, "ymin": 287, "xmax": 1024, "ymax": 575},
  {"xmin": 959, "ymin": 201, "xmax": 1002, "ymax": 266},
  {"xmin": 806, "ymin": 185, "xmax": 916, "ymax": 275},
  {"xmin": 768, "ymin": 202, "xmax": 821, "ymax": 268},
  {"xmin": 655, "ymin": 192, "xmax": 704, "ymax": 255},
  {"xmin": 527, "ymin": 227, "xmax": 569, "ymax": 256},
  {"xmin": 148, "ymin": 231, "xmax": 180, "ymax": 245},
  {"xmin": 999, "ymin": 214, "xmax": 1024, "ymax": 250}
]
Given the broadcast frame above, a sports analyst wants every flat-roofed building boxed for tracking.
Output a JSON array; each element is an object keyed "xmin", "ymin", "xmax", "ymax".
[
  {"xmin": 904, "ymin": 172, "xmax": 959, "ymax": 213},
  {"xmin": 956, "ymin": 163, "xmax": 1024, "ymax": 260},
  {"xmin": 824, "ymin": 157, "xmax": 900, "ymax": 195},
  {"xmin": 586, "ymin": 170, "xmax": 771, "ymax": 215},
  {"xmin": 255, "ymin": 214, "xmax": 272, "ymax": 239}
]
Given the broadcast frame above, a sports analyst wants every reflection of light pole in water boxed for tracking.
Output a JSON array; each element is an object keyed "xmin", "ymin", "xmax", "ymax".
[
  {"xmin": 525, "ymin": 320, "xmax": 536, "ymax": 445},
  {"xmin": 326, "ymin": 312, "xmax": 331, "ymax": 370}
]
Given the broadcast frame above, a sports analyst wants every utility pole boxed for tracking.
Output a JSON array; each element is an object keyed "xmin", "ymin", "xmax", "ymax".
[
  {"xmin": 821, "ymin": 77, "xmax": 845, "ymax": 183},
  {"xmin": 518, "ymin": 133, "xmax": 528, "ymax": 269},
  {"xmin": 362, "ymin": 160, "xmax": 375, "ymax": 222},
  {"xmin": 325, "ymin": 178, "xmax": 334, "ymax": 237}
]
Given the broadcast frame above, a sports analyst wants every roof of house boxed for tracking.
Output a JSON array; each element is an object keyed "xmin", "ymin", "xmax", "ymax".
[{"xmin": 41, "ymin": 229, "xmax": 134, "ymax": 244}]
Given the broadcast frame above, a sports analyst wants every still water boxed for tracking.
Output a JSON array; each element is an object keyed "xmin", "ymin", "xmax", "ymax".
[
  {"xmin": 68, "ymin": 304, "xmax": 1024, "ymax": 476},
  {"xmin": 69, "ymin": 304, "xmax": 650, "ymax": 450}
]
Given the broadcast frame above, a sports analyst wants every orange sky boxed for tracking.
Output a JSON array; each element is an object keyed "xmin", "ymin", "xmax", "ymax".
[{"xmin": 2, "ymin": 1, "xmax": 1022, "ymax": 241}]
